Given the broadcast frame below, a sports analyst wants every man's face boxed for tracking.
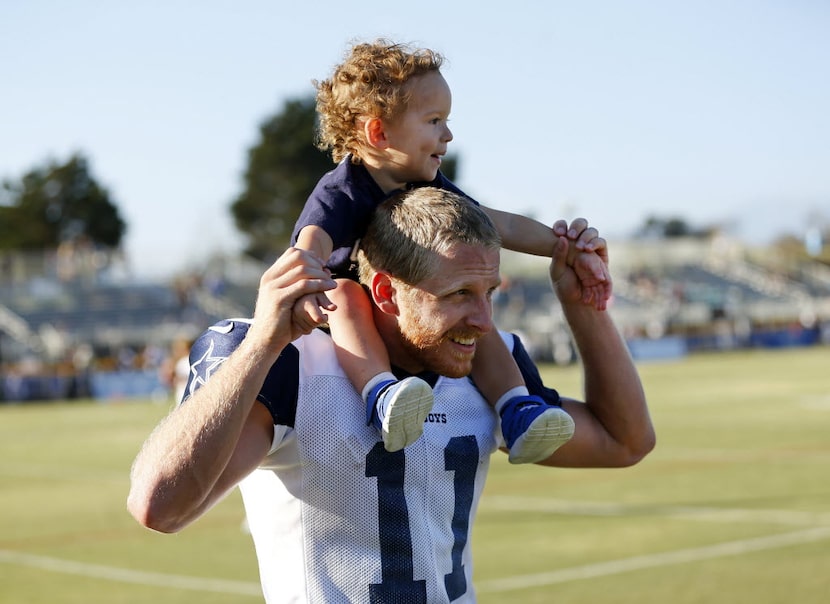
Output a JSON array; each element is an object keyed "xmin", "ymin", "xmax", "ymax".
[{"xmin": 393, "ymin": 243, "xmax": 500, "ymax": 378}]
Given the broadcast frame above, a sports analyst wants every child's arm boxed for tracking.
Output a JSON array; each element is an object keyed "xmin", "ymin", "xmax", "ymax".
[
  {"xmin": 482, "ymin": 206, "xmax": 557, "ymax": 257},
  {"xmin": 484, "ymin": 207, "xmax": 612, "ymax": 310},
  {"xmin": 295, "ymin": 225, "xmax": 334, "ymax": 264},
  {"xmin": 292, "ymin": 225, "xmax": 337, "ymax": 330}
]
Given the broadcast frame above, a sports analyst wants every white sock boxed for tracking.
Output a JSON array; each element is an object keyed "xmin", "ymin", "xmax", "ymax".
[
  {"xmin": 494, "ymin": 386, "xmax": 529, "ymax": 415},
  {"xmin": 362, "ymin": 372, "xmax": 398, "ymax": 403}
]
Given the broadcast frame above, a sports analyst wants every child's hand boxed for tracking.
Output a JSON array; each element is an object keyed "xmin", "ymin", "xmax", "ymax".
[
  {"xmin": 552, "ymin": 218, "xmax": 612, "ymax": 311},
  {"xmin": 286, "ymin": 244, "xmax": 337, "ymax": 333},
  {"xmin": 292, "ymin": 291, "xmax": 337, "ymax": 333},
  {"xmin": 572, "ymin": 252, "xmax": 612, "ymax": 310}
]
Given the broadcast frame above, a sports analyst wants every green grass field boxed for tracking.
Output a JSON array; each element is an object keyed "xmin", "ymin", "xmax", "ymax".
[{"xmin": 1, "ymin": 346, "xmax": 828, "ymax": 603}]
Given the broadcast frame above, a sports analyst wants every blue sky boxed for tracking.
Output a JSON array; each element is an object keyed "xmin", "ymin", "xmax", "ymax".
[{"xmin": 1, "ymin": 1, "xmax": 828, "ymax": 278}]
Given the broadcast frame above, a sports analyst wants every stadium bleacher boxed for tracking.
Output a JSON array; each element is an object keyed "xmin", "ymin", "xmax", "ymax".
[{"xmin": 1, "ymin": 238, "xmax": 828, "ymax": 400}]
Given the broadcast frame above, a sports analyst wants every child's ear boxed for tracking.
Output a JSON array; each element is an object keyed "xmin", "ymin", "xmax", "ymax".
[{"xmin": 364, "ymin": 117, "xmax": 389, "ymax": 149}]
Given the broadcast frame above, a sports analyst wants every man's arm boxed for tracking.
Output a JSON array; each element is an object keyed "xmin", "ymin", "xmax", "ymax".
[
  {"xmin": 538, "ymin": 235, "xmax": 655, "ymax": 468},
  {"xmin": 127, "ymin": 248, "xmax": 336, "ymax": 533}
]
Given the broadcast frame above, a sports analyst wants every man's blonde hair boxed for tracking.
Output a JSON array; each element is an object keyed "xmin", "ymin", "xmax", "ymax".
[
  {"xmin": 357, "ymin": 187, "xmax": 500, "ymax": 287},
  {"xmin": 315, "ymin": 39, "xmax": 444, "ymax": 163}
]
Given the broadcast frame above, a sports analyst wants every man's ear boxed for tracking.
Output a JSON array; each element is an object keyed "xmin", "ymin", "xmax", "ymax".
[
  {"xmin": 364, "ymin": 117, "xmax": 390, "ymax": 149},
  {"xmin": 370, "ymin": 272, "xmax": 399, "ymax": 315}
]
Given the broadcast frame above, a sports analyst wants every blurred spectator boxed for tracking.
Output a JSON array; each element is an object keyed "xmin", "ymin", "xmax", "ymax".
[{"xmin": 159, "ymin": 338, "xmax": 192, "ymax": 403}]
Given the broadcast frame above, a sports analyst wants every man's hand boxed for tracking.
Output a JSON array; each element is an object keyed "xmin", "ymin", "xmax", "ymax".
[
  {"xmin": 249, "ymin": 247, "xmax": 336, "ymax": 349},
  {"xmin": 551, "ymin": 219, "xmax": 610, "ymax": 308},
  {"xmin": 552, "ymin": 218, "xmax": 611, "ymax": 310}
]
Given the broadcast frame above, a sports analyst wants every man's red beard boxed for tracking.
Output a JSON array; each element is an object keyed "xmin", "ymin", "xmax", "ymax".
[{"xmin": 398, "ymin": 325, "xmax": 484, "ymax": 379}]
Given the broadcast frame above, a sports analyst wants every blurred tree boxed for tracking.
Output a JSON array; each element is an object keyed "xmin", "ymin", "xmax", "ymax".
[
  {"xmin": 0, "ymin": 153, "xmax": 126, "ymax": 250},
  {"xmin": 231, "ymin": 96, "xmax": 332, "ymax": 261},
  {"xmin": 440, "ymin": 155, "xmax": 458, "ymax": 182},
  {"xmin": 775, "ymin": 232, "xmax": 830, "ymax": 265},
  {"xmin": 230, "ymin": 95, "xmax": 459, "ymax": 262}
]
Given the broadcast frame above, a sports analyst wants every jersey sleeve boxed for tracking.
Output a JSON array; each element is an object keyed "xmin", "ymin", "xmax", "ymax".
[{"xmin": 183, "ymin": 319, "xmax": 300, "ymax": 428}]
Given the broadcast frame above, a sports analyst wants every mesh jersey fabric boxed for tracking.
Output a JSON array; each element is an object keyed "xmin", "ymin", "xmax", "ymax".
[
  {"xmin": 239, "ymin": 328, "xmax": 499, "ymax": 603},
  {"xmin": 183, "ymin": 321, "xmax": 561, "ymax": 603}
]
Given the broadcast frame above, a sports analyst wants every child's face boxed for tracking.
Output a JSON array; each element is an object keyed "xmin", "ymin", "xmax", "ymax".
[{"xmin": 381, "ymin": 71, "xmax": 454, "ymax": 186}]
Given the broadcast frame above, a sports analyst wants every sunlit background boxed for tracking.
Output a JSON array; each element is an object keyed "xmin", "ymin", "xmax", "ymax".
[
  {"xmin": 2, "ymin": 1, "xmax": 827, "ymax": 278},
  {"xmin": 1, "ymin": 4, "xmax": 829, "ymax": 602}
]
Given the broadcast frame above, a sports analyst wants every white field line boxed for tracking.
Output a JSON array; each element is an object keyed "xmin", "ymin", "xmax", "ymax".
[
  {"xmin": 0, "ymin": 549, "xmax": 262, "ymax": 597},
  {"xmin": 481, "ymin": 495, "xmax": 830, "ymax": 526},
  {"xmin": 475, "ymin": 526, "xmax": 830, "ymax": 594},
  {"xmin": 2, "ymin": 500, "xmax": 829, "ymax": 596},
  {"xmin": 5, "ymin": 528, "xmax": 830, "ymax": 597}
]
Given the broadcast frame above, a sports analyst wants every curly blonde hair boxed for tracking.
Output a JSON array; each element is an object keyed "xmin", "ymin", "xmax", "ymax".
[{"xmin": 314, "ymin": 39, "xmax": 444, "ymax": 163}]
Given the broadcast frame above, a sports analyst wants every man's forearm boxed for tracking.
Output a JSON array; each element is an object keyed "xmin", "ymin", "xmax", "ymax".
[
  {"xmin": 127, "ymin": 335, "xmax": 278, "ymax": 532},
  {"xmin": 562, "ymin": 302, "xmax": 655, "ymax": 465}
]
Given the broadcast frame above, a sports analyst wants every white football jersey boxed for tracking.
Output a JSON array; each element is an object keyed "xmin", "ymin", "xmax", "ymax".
[
  {"xmin": 240, "ymin": 328, "xmax": 499, "ymax": 603},
  {"xmin": 185, "ymin": 321, "xmax": 559, "ymax": 603}
]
